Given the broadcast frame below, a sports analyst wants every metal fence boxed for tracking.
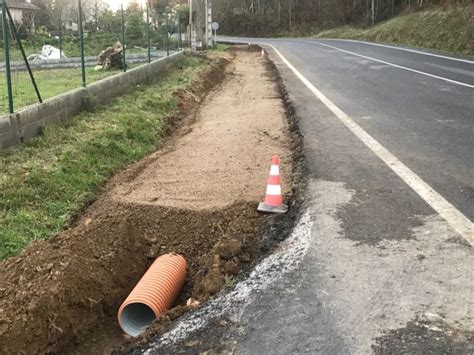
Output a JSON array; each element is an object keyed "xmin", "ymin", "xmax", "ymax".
[{"xmin": 0, "ymin": 0, "xmax": 184, "ymax": 116}]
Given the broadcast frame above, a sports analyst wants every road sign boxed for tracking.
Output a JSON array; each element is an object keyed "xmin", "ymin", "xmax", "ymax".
[
  {"xmin": 191, "ymin": 30, "xmax": 197, "ymax": 52},
  {"xmin": 211, "ymin": 22, "xmax": 219, "ymax": 31}
]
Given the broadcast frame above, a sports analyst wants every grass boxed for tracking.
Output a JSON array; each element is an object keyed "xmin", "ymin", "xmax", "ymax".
[
  {"xmin": 224, "ymin": 275, "xmax": 238, "ymax": 289},
  {"xmin": 0, "ymin": 55, "xmax": 208, "ymax": 260},
  {"xmin": 211, "ymin": 43, "xmax": 231, "ymax": 52},
  {"xmin": 316, "ymin": 5, "xmax": 474, "ymax": 56},
  {"xmin": 0, "ymin": 66, "xmax": 129, "ymax": 115}
]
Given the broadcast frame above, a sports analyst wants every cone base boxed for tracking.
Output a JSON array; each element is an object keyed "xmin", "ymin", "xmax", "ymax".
[{"xmin": 257, "ymin": 202, "xmax": 288, "ymax": 214}]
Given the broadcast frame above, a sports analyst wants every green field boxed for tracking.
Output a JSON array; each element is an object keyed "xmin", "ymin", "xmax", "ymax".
[
  {"xmin": 0, "ymin": 66, "xmax": 128, "ymax": 114},
  {"xmin": 316, "ymin": 5, "xmax": 474, "ymax": 56},
  {"xmin": 0, "ymin": 55, "xmax": 209, "ymax": 260}
]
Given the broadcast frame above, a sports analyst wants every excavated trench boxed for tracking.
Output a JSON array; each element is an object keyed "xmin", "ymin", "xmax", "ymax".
[{"xmin": 0, "ymin": 46, "xmax": 302, "ymax": 354}]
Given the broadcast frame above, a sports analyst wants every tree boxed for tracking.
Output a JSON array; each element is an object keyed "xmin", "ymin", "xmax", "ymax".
[
  {"xmin": 99, "ymin": 9, "xmax": 121, "ymax": 33},
  {"xmin": 126, "ymin": 0, "xmax": 145, "ymax": 46},
  {"xmin": 211, "ymin": 0, "xmax": 467, "ymax": 36}
]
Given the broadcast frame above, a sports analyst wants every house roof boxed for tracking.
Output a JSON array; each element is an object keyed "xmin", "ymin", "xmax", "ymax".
[{"xmin": 7, "ymin": 1, "xmax": 40, "ymax": 11}]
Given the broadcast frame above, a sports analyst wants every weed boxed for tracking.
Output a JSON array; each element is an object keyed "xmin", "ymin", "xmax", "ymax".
[
  {"xmin": 316, "ymin": 5, "xmax": 474, "ymax": 56},
  {"xmin": 224, "ymin": 275, "xmax": 237, "ymax": 289},
  {"xmin": 210, "ymin": 44, "xmax": 230, "ymax": 52}
]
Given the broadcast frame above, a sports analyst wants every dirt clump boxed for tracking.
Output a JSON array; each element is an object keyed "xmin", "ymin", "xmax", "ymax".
[{"xmin": 0, "ymin": 47, "xmax": 294, "ymax": 354}]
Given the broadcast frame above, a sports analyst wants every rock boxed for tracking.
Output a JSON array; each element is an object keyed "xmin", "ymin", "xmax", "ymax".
[
  {"xmin": 186, "ymin": 298, "xmax": 200, "ymax": 308},
  {"xmin": 215, "ymin": 239, "xmax": 242, "ymax": 260}
]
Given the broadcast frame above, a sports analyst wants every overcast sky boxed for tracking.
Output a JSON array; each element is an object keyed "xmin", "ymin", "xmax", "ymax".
[{"xmin": 104, "ymin": 0, "xmax": 147, "ymax": 11}]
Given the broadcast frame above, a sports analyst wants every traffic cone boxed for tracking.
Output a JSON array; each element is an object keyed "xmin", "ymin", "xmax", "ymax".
[{"xmin": 258, "ymin": 155, "xmax": 288, "ymax": 214}]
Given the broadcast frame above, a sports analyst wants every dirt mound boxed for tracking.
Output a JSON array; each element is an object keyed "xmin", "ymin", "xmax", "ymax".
[
  {"xmin": 0, "ymin": 201, "xmax": 265, "ymax": 354},
  {"xmin": 0, "ymin": 48, "xmax": 295, "ymax": 354}
]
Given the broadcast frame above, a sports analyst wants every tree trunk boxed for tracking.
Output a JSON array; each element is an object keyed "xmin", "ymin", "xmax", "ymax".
[{"xmin": 371, "ymin": 0, "xmax": 375, "ymax": 25}]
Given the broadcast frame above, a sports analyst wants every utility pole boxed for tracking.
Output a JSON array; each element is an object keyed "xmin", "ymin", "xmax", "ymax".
[
  {"xmin": 204, "ymin": 0, "xmax": 212, "ymax": 47},
  {"xmin": 146, "ymin": 0, "xmax": 151, "ymax": 63},
  {"xmin": 189, "ymin": 0, "xmax": 196, "ymax": 51},
  {"xmin": 204, "ymin": 0, "xmax": 207, "ymax": 46},
  {"xmin": 78, "ymin": 0, "xmax": 86, "ymax": 87},
  {"xmin": 371, "ymin": 0, "xmax": 375, "ymax": 25},
  {"xmin": 189, "ymin": 0, "xmax": 193, "ymax": 29}
]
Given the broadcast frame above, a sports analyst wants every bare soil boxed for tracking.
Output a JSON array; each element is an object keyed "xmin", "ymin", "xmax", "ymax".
[
  {"xmin": 0, "ymin": 48, "xmax": 294, "ymax": 354},
  {"xmin": 117, "ymin": 49, "xmax": 291, "ymax": 209}
]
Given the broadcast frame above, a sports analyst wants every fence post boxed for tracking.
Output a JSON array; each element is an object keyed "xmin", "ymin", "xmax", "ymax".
[
  {"xmin": 165, "ymin": 10, "xmax": 169, "ymax": 56},
  {"xmin": 1, "ymin": 0, "xmax": 14, "ymax": 114},
  {"xmin": 5, "ymin": 4, "xmax": 42, "ymax": 103},
  {"xmin": 78, "ymin": 0, "xmax": 86, "ymax": 87},
  {"xmin": 177, "ymin": 12, "xmax": 182, "ymax": 50},
  {"xmin": 146, "ymin": 0, "xmax": 151, "ymax": 63},
  {"xmin": 121, "ymin": 3, "xmax": 126, "ymax": 72},
  {"xmin": 58, "ymin": 15, "xmax": 62, "ymax": 58}
]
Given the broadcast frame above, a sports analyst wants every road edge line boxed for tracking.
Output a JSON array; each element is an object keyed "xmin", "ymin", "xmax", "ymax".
[
  {"xmin": 321, "ymin": 39, "xmax": 474, "ymax": 64},
  {"xmin": 267, "ymin": 44, "xmax": 473, "ymax": 245},
  {"xmin": 301, "ymin": 40, "xmax": 474, "ymax": 88}
]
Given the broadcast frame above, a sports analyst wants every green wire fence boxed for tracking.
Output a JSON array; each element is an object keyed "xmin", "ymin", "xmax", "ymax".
[{"xmin": 0, "ymin": 0, "xmax": 182, "ymax": 116}]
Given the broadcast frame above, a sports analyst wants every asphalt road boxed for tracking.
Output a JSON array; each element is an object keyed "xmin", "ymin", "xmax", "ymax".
[{"xmin": 132, "ymin": 39, "xmax": 473, "ymax": 354}]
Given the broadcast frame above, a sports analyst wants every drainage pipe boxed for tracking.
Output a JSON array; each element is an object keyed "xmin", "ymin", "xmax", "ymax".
[{"xmin": 118, "ymin": 253, "xmax": 187, "ymax": 336}]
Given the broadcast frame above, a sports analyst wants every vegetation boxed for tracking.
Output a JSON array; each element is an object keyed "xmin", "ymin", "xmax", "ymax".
[
  {"xmin": 211, "ymin": 43, "xmax": 231, "ymax": 52},
  {"xmin": 0, "ymin": 66, "xmax": 129, "ymax": 115},
  {"xmin": 214, "ymin": 1, "xmax": 470, "ymax": 37},
  {"xmin": 0, "ymin": 55, "xmax": 207, "ymax": 260},
  {"xmin": 213, "ymin": 1, "xmax": 472, "ymax": 55},
  {"xmin": 1, "ymin": 1, "xmax": 183, "ymax": 61},
  {"xmin": 316, "ymin": 4, "xmax": 474, "ymax": 55}
]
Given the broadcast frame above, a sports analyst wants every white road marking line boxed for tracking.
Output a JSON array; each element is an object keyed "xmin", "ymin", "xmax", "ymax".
[
  {"xmin": 321, "ymin": 39, "xmax": 474, "ymax": 64},
  {"xmin": 300, "ymin": 40, "xmax": 474, "ymax": 88},
  {"xmin": 268, "ymin": 44, "xmax": 473, "ymax": 245}
]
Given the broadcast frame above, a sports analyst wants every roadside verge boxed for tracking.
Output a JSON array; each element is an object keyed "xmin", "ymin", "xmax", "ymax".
[{"xmin": 0, "ymin": 46, "xmax": 303, "ymax": 354}]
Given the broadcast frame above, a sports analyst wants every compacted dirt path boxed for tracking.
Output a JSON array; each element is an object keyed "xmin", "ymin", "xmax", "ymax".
[
  {"xmin": 0, "ymin": 48, "xmax": 295, "ymax": 354},
  {"xmin": 118, "ymin": 49, "xmax": 291, "ymax": 209}
]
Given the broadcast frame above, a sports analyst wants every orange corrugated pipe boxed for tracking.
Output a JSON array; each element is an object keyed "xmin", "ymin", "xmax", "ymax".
[{"xmin": 117, "ymin": 253, "xmax": 187, "ymax": 336}]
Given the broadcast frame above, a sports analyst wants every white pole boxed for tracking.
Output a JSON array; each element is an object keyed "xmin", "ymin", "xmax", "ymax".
[
  {"xmin": 205, "ymin": 0, "xmax": 208, "ymax": 47},
  {"xmin": 189, "ymin": 0, "xmax": 195, "ymax": 51},
  {"xmin": 189, "ymin": 0, "xmax": 192, "ymax": 25},
  {"xmin": 189, "ymin": 0, "xmax": 193, "ymax": 39}
]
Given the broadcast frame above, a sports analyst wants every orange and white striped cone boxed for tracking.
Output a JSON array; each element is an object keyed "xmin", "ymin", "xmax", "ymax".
[{"xmin": 258, "ymin": 155, "xmax": 288, "ymax": 214}]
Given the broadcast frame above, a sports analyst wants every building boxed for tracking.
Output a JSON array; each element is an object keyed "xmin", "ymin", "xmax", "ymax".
[{"xmin": 7, "ymin": 0, "xmax": 39, "ymax": 30}]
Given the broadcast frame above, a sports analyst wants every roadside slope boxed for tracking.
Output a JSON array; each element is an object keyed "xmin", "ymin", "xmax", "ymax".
[{"xmin": 317, "ymin": 5, "xmax": 474, "ymax": 56}]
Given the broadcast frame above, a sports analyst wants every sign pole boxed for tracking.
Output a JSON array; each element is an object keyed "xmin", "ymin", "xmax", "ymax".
[{"xmin": 211, "ymin": 21, "xmax": 219, "ymax": 47}]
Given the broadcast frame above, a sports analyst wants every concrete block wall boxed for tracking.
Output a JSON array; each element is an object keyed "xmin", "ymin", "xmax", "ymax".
[{"xmin": 0, "ymin": 52, "xmax": 183, "ymax": 150}]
